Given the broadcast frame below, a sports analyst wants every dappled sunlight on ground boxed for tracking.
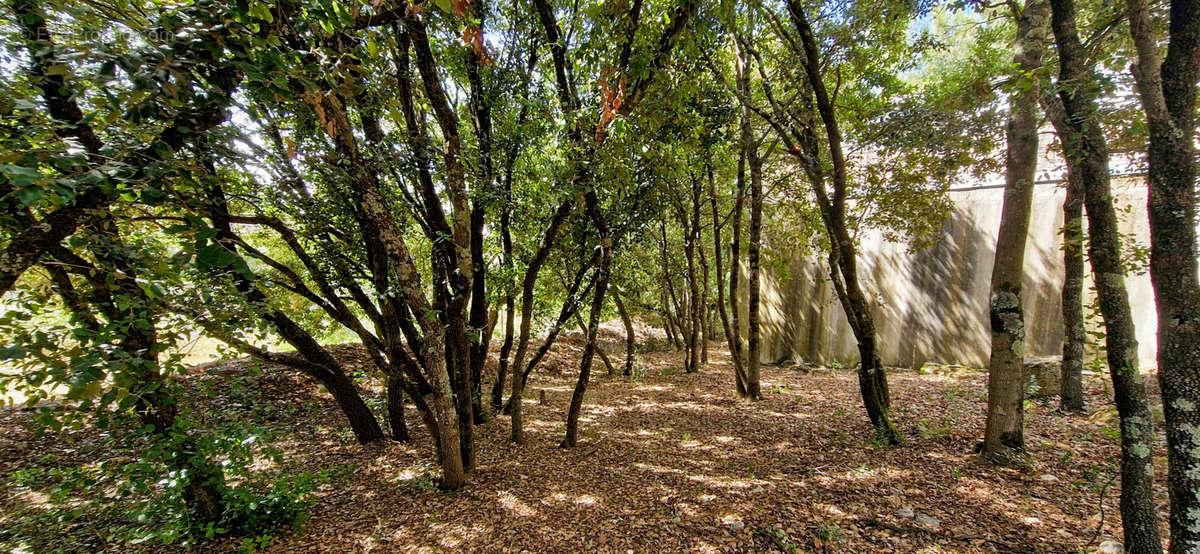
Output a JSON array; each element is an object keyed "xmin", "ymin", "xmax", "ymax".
[{"xmin": 0, "ymin": 340, "xmax": 1171, "ymax": 552}]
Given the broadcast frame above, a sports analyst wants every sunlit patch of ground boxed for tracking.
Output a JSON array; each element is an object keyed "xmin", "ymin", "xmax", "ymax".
[{"xmin": 0, "ymin": 336, "xmax": 1169, "ymax": 552}]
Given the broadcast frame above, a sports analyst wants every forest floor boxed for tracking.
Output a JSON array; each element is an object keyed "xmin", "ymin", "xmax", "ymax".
[{"xmin": 0, "ymin": 328, "xmax": 1170, "ymax": 553}]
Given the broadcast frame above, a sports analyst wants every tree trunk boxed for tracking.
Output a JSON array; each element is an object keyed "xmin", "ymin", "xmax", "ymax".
[
  {"xmin": 613, "ymin": 288, "xmax": 636, "ymax": 376},
  {"xmin": 785, "ymin": 0, "xmax": 898, "ymax": 442},
  {"xmin": 467, "ymin": 203, "xmax": 489, "ymax": 426},
  {"xmin": 202, "ymin": 164, "xmax": 386, "ymax": 445},
  {"xmin": 1045, "ymin": 2, "xmax": 1163, "ymax": 544},
  {"xmin": 1124, "ymin": 0, "xmax": 1200, "ymax": 547},
  {"xmin": 502, "ymin": 250, "xmax": 599, "ymax": 417},
  {"xmin": 730, "ymin": 154, "xmax": 748, "ymax": 396},
  {"xmin": 729, "ymin": 27, "xmax": 751, "ymax": 398},
  {"xmin": 387, "ymin": 376, "xmax": 411, "ymax": 442},
  {"xmin": 982, "ymin": 0, "xmax": 1048, "ymax": 458},
  {"xmin": 574, "ymin": 312, "xmax": 617, "ymax": 376},
  {"xmin": 684, "ymin": 180, "xmax": 702, "ymax": 374},
  {"xmin": 661, "ymin": 288, "xmax": 682, "ymax": 350},
  {"xmin": 508, "ymin": 199, "xmax": 574, "ymax": 443},
  {"xmin": 694, "ymin": 174, "xmax": 711, "ymax": 365},
  {"xmin": 425, "ymin": 335, "xmax": 467, "ymax": 489},
  {"xmin": 745, "ymin": 123, "xmax": 764, "ymax": 400},
  {"xmin": 710, "ymin": 152, "xmax": 746, "ymax": 391},
  {"xmin": 662, "ymin": 220, "xmax": 688, "ymax": 357},
  {"xmin": 563, "ymin": 192, "xmax": 612, "ymax": 447},
  {"xmin": 464, "ymin": 0, "xmax": 495, "ymax": 427},
  {"xmin": 1054, "ymin": 117, "xmax": 1086, "ymax": 413},
  {"xmin": 87, "ymin": 215, "xmax": 229, "ymax": 524},
  {"xmin": 494, "ymin": 290, "xmax": 516, "ymax": 412}
]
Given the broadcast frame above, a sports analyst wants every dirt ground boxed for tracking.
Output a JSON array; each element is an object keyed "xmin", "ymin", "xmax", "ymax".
[{"xmin": 0, "ymin": 332, "xmax": 1169, "ymax": 553}]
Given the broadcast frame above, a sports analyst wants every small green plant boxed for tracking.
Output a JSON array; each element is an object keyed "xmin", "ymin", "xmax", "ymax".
[
  {"xmin": 681, "ymin": 432, "xmax": 692, "ymax": 441},
  {"xmin": 400, "ymin": 470, "xmax": 439, "ymax": 493},
  {"xmin": 914, "ymin": 416, "xmax": 954, "ymax": 440},
  {"xmin": 238, "ymin": 534, "xmax": 275, "ymax": 553},
  {"xmin": 1099, "ymin": 426, "xmax": 1121, "ymax": 441},
  {"xmin": 630, "ymin": 360, "xmax": 649, "ymax": 383},
  {"xmin": 815, "ymin": 521, "xmax": 843, "ymax": 542},
  {"xmin": 769, "ymin": 384, "xmax": 789, "ymax": 394},
  {"xmin": 755, "ymin": 525, "xmax": 798, "ymax": 553},
  {"xmin": 852, "ymin": 464, "xmax": 876, "ymax": 477},
  {"xmin": 1024, "ymin": 378, "xmax": 1041, "ymax": 398}
]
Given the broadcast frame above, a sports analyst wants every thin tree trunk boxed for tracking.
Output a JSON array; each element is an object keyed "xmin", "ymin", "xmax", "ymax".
[
  {"xmin": 684, "ymin": 179, "xmax": 702, "ymax": 374},
  {"xmin": 1048, "ymin": 97, "xmax": 1087, "ymax": 413},
  {"xmin": 982, "ymin": 0, "xmax": 1049, "ymax": 458},
  {"xmin": 745, "ymin": 126, "xmax": 764, "ymax": 400},
  {"xmin": 661, "ymin": 288, "xmax": 682, "ymax": 350},
  {"xmin": 574, "ymin": 312, "xmax": 617, "ymax": 376},
  {"xmin": 1124, "ymin": 0, "xmax": 1200, "ymax": 547},
  {"xmin": 464, "ymin": 0, "xmax": 495, "ymax": 427},
  {"xmin": 386, "ymin": 376, "xmax": 411, "ymax": 442},
  {"xmin": 563, "ymin": 192, "xmax": 612, "ymax": 447},
  {"xmin": 729, "ymin": 148, "xmax": 748, "ymax": 396},
  {"xmin": 662, "ymin": 220, "xmax": 688, "ymax": 356},
  {"xmin": 492, "ymin": 19, "xmax": 538, "ymax": 415},
  {"xmin": 612, "ymin": 288, "xmax": 637, "ymax": 376},
  {"xmin": 785, "ymin": 0, "xmax": 898, "ymax": 442},
  {"xmin": 710, "ymin": 152, "xmax": 746, "ymax": 391},
  {"xmin": 695, "ymin": 174, "xmax": 711, "ymax": 365},
  {"xmin": 508, "ymin": 199, "xmax": 574, "ymax": 443}
]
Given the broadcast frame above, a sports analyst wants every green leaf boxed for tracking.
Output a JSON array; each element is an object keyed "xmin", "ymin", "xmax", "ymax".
[
  {"xmin": 139, "ymin": 188, "xmax": 167, "ymax": 205},
  {"xmin": 143, "ymin": 283, "xmax": 168, "ymax": 299},
  {"xmin": 196, "ymin": 244, "xmax": 239, "ymax": 268},
  {"xmin": 15, "ymin": 186, "xmax": 44, "ymax": 206}
]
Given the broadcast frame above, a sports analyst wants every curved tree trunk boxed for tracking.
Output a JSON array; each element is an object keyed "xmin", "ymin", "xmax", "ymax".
[
  {"xmin": 508, "ymin": 199, "xmax": 574, "ymax": 443},
  {"xmin": 784, "ymin": 0, "xmax": 898, "ymax": 442},
  {"xmin": 612, "ymin": 288, "xmax": 636, "ymax": 376},
  {"xmin": 564, "ymin": 192, "xmax": 613, "ymax": 447},
  {"xmin": 202, "ymin": 161, "xmax": 386, "ymax": 445}
]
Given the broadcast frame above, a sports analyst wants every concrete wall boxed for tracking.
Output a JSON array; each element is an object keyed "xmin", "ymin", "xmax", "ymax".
[{"xmin": 749, "ymin": 178, "xmax": 1159, "ymax": 369}]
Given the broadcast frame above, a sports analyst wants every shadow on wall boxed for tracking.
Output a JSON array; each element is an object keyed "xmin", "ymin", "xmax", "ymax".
[{"xmin": 748, "ymin": 178, "xmax": 1158, "ymax": 369}]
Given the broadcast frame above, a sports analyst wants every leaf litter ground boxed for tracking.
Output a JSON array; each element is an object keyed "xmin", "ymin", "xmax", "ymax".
[{"xmin": 0, "ymin": 328, "xmax": 1169, "ymax": 552}]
